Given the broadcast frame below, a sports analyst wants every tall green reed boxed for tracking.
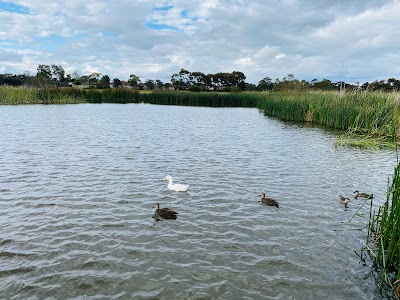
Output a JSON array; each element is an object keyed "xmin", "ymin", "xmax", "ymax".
[
  {"xmin": 0, "ymin": 85, "xmax": 37, "ymax": 104},
  {"xmin": 140, "ymin": 91, "xmax": 257, "ymax": 107},
  {"xmin": 255, "ymin": 90, "xmax": 400, "ymax": 146},
  {"xmin": 366, "ymin": 160, "xmax": 400, "ymax": 297},
  {"xmin": 0, "ymin": 86, "xmax": 141, "ymax": 104}
]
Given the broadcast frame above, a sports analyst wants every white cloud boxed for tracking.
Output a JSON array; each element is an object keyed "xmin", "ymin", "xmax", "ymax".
[
  {"xmin": 0, "ymin": 50, "xmax": 23, "ymax": 62},
  {"xmin": 0, "ymin": 0, "xmax": 399, "ymax": 83},
  {"xmin": 275, "ymin": 54, "xmax": 287, "ymax": 60}
]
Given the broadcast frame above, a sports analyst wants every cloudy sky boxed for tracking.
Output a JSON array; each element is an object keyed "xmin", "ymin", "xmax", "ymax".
[{"xmin": 0, "ymin": 0, "xmax": 399, "ymax": 84}]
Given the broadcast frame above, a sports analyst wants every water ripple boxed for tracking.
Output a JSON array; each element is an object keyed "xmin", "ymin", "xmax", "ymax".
[{"xmin": 0, "ymin": 104, "xmax": 397, "ymax": 299}]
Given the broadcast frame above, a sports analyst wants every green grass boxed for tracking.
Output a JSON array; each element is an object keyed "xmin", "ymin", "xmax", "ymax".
[
  {"xmin": 334, "ymin": 131, "xmax": 396, "ymax": 150},
  {"xmin": 0, "ymin": 86, "xmax": 84, "ymax": 104},
  {"xmin": 366, "ymin": 161, "xmax": 400, "ymax": 297},
  {"xmin": 255, "ymin": 90, "xmax": 400, "ymax": 138},
  {"xmin": 140, "ymin": 91, "xmax": 257, "ymax": 107},
  {"xmin": 0, "ymin": 86, "xmax": 140, "ymax": 104},
  {"xmin": 254, "ymin": 90, "xmax": 400, "ymax": 148}
]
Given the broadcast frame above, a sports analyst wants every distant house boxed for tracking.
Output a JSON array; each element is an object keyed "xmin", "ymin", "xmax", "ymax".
[
  {"xmin": 109, "ymin": 80, "xmax": 132, "ymax": 89},
  {"xmin": 68, "ymin": 82, "xmax": 89, "ymax": 89},
  {"xmin": 120, "ymin": 81, "xmax": 132, "ymax": 89}
]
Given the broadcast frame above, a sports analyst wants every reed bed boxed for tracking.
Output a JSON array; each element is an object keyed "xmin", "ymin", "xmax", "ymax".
[
  {"xmin": 0, "ymin": 86, "xmax": 84, "ymax": 104},
  {"xmin": 0, "ymin": 85, "xmax": 39, "ymax": 104},
  {"xmin": 0, "ymin": 86, "xmax": 140, "ymax": 104},
  {"xmin": 366, "ymin": 161, "xmax": 400, "ymax": 297},
  {"xmin": 256, "ymin": 90, "xmax": 400, "ymax": 139},
  {"xmin": 140, "ymin": 91, "xmax": 257, "ymax": 107}
]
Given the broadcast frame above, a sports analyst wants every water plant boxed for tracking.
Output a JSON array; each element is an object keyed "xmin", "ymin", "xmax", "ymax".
[
  {"xmin": 0, "ymin": 86, "xmax": 140, "ymax": 104},
  {"xmin": 139, "ymin": 91, "xmax": 257, "ymax": 107},
  {"xmin": 366, "ymin": 161, "xmax": 400, "ymax": 297}
]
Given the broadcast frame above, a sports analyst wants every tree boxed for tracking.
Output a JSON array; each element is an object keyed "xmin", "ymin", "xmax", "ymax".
[
  {"xmin": 191, "ymin": 71, "xmax": 209, "ymax": 89},
  {"xmin": 273, "ymin": 74, "xmax": 302, "ymax": 91},
  {"xmin": 283, "ymin": 73, "xmax": 294, "ymax": 81},
  {"xmin": 388, "ymin": 78, "xmax": 400, "ymax": 90},
  {"xmin": 313, "ymin": 79, "xmax": 334, "ymax": 91},
  {"xmin": 0, "ymin": 74, "xmax": 24, "ymax": 86},
  {"xmin": 99, "ymin": 75, "xmax": 110, "ymax": 88},
  {"xmin": 257, "ymin": 77, "xmax": 273, "ymax": 91},
  {"xmin": 113, "ymin": 78, "xmax": 122, "ymax": 88},
  {"xmin": 129, "ymin": 74, "xmax": 141, "ymax": 87},
  {"xmin": 51, "ymin": 64, "xmax": 66, "ymax": 86},
  {"xmin": 88, "ymin": 72, "xmax": 101, "ymax": 88},
  {"xmin": 300, "ymin": 80, "xmax": 310, "ymax": 91},
  {"xmin": 310, "ymin": 78, "xmax": 318, "ymax": 86},
  {"xmin": 232, "ymin": 71, "xmax": 246, "ymax": 90},
  {"xmin": 144, "ymin": 79, "xmax": 155, "ymax": 90},
  {"xmin": 212, "ymin": 72, "xmax": 230, "ymax": 89},
  {"xmin": 171, "ymin": 69, "xmax": 192, "ymax": 90},
  {"xmin": 155, "ymin": 79, "xmax": 164, "ymax": 89},
  {"xmin": 189, "ymin": 85, "xmax": 201, "ymax": 92},
  {"xmin": 244, "ymin": 83, "xmax": 257, "ymax": 91},
  {"xmin": 34, "ymin": 64, "xmax": 53, "ymax": 87},
  {"xmin": 37, "ymin": 64, "xmax": 52, "ymax": 79}
]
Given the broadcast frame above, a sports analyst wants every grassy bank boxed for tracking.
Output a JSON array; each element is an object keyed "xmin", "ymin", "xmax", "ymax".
[
  {"xmin": 366, "ymin": 161, "xmax": 400, "ymax": 297},
  {"xmin": 254, "ymin": 91, "xmax": 400, "ymax": 147},
  {"xmin": 0, "ymin": 86, "xmax": 141, "ymax": 104},
  {"xmin": 0, "ymin": 86, "xmax": 255, "ymax": 106},
  {"xmin": 140, "ymin": 91, "xmax": 257, "ymax": 107}
]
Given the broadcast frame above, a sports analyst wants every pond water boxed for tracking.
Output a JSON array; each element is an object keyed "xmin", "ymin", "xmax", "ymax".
[{"xmin": 0, "ymin": 103, "xmax": 397, "ymax": 299}]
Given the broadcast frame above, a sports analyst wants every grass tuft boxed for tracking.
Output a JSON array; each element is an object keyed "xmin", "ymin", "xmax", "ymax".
[{"xmin": 366, "ymin": 161, "xmax": 400, "ymax": 297}]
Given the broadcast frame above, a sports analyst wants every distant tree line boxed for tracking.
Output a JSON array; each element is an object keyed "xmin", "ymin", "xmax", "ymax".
[{"xmin": 1, "ymin": 64, "xmax": 400, "ymax": 92}]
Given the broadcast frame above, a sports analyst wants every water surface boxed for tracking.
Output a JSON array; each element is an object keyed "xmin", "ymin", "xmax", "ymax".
[{"xmin": 0, "ymin": 103, "xmax": 397, "ymax": 299}]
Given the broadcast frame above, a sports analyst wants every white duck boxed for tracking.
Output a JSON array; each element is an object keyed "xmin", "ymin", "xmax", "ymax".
[{"xmin": 163, "ymin": 175, "xmax": 189, "ymax": 192}]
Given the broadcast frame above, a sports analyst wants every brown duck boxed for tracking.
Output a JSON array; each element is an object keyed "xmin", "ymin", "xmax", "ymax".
[
  {"xmin": 339, "ymin": 195, "xmax": 350, "ymax": 210},
  {"xmin": 259, "ymin": 193, "xmax": 279, "ymax": 208},
  {"xmin": 353, "ymin": 191, "xmax": 373, "ymax": 199},
  {"xmin": 153, "ymin": 203, "xmax": 178, "ymax": 220}
]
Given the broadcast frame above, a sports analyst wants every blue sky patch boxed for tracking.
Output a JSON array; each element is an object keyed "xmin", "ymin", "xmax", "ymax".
[
  {"xmin": 180, "ymin": 10, "xmax": 188, "ymax": 18},
  {"xmin": 0, "ymin": 39, "xmax": 26, "ymax": 51},
  {"xmin": 146, "ymin": 21, "xmax": 178, "ymax": 31},
  {"xmin": 0, "ymin": 2, "xmax": 29, "ymax": 14},
  {"xmin": 36, "ymin": 35, "xmax": 66, "ymax": 51}
]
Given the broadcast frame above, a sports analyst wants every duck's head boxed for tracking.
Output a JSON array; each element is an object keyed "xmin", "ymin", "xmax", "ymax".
[
  {"xmin": 259, "ymin": 193, "xmax": 266, "ymax": 197},
  {"xmin": 163, "ymin": 175, "xmax": 172, "ymax": 181},
  {"xmin": 153, "ymin": 203, "xmax": 160, "ymax": 209},
  {"xmin": 353, "ymin": 190, "xmax": 359, "ymax": 194}
]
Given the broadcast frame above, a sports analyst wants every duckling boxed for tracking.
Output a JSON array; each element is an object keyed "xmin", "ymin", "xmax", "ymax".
[
  {"xmin": 153, "ymin": 203, "xmax": 178, "ymax": 220},
  {"xmin": 339, "ymin": 195, "xmax": 350, "ymax": 210},
  {"xmin": 259, "ymin": 193, "xmax": 279, "ymax": 208},
  {"xmin": 353, "ymin": 191, "xmax": 373, "ymax": 199}
]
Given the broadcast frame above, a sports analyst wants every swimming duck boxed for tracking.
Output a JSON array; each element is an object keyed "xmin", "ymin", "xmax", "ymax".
[
  {"xmin": 353, "ymin": 191, "xmax": 373, "ymax": 199},
  {"xmin": 163, "ymin": 175, "xmax": 189, "ymax": 192},
  {"xmin": 153, "ymin": 203, "xmax": 178, "ymax": 220},
  {"xmin": 339, "ymin": 195, "xmax": 350, "ymax": 210},
  {"xmin": 259, "ymin": 193, "xmax": 279, "ymax": 208}
]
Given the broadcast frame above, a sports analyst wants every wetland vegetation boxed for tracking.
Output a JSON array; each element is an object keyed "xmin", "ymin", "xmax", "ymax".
[{"xmin": 366, "ymin": 161, "xmax": 400, "ymax": 298}]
